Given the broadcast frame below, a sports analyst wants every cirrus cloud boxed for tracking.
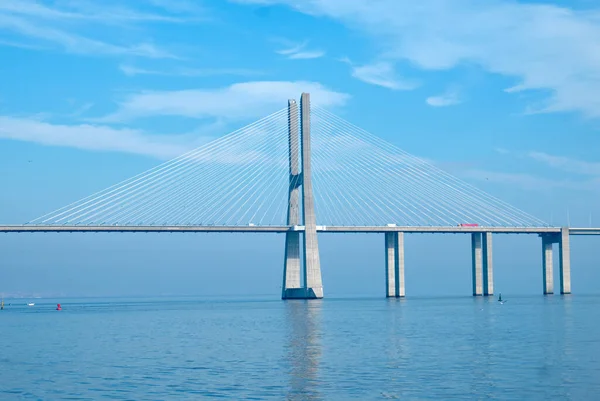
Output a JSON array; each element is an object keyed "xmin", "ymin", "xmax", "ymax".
[
  {"xmin": 0, "ymin": 0, "xmax": 191, "ymax": 58},
  {"xmin": 236, "ymin": 0, "xmax": 600, "ymax": 117},
  {"xmin": 0, "ymin": 80, "xmax": 349, "ymax": 159},
  {"xmin": 349, "ymin": 61, "xmax": 418, "ymax": 90},
  {"xmin": 0, "ymin": 116, "xmax": 198, "ymax": 159},
  {"xmin": 426, "ymin": 89, "xmax": 461, "ymax": 107},
  {"xmin": 98, "ymin": 80, "xmax": 350, "ymax": 122}
]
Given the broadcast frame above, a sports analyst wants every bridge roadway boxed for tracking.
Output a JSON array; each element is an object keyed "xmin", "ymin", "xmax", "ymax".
[
  {"xmin": 0, "ymin": 225, "xmax": 598, "ymax": 235},
  {"xmin": 1, "ymin": 224, "xmax": 596, "ymax": 298}
]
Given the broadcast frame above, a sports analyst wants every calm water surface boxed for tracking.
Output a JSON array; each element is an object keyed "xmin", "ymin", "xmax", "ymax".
[{"xmin": 1, "ymin": 295, "xmax": 599, "ymax": 400}]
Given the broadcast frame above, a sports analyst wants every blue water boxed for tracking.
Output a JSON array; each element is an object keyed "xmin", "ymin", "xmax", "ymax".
[{"xmin": 1, "ymin": 295, "xmax": 599, "ymax": 400}]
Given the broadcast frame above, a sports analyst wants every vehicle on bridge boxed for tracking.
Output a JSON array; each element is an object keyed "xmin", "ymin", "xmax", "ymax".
[{"xmin": 458, "ymin": 223, "xmax": 479, "ymax": 227}]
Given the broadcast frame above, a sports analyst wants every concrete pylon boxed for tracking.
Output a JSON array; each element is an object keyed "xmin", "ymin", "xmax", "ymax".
[
  {"xmin": 542, "ymin": 235, "xmax": 554, "ymax": 295},
  {"xmin": 300, "ymin": 93, "xmax": 323, "ymax": 299},
  {"xmin": 282, "ymin": 93, "xmax": 323, "ymax": 299},
  {"xmin": 282, "ymin": 99, "xmax": 302, "ymax": 299},
  {"xmin": 559, "ymin": 227, "xmax": 571, "ymax": 295},
  {"xmin": 385, "ymin": 232, "xmax": 397, "ymax": 297},
  {"xmin": 471, "ymin": 233, "xmax": 483, "ymax": 296},
  {"xmin": 482, "ymin": 232, "xmax": 493, "ymax": 296},
  {"xmin": 384, "ymin": 232, "xmax": 405, "ymax": 298}
]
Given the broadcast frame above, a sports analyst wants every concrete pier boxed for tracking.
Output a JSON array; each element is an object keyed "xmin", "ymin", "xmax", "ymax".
[
  {"xmin": 542, "ymin": 235, "xmax": 553, "ymax": 294},
  {"xmin": 300, "ymin": 93, "xmax": 323, "ymax": 299},
  {"xmin": 282, "ymin": 100, "xmax": 302, "ymax": 299},
  {"xmin": 482, "ymin": 232, "xmax": 494, "ymax": 296},
  {"xmin": 385, "ymin": 232, "xmax": 397, "ymax": 297},
  {"xmin": 540, "ymin": 228, "xmax": 571, "ymax": 295},
  {"xmin": 397, "ymin": 232, "xmax": 405, "ymax": 297},
  {"xmin": 471, "ymin": 233, "xmax": 483, "ymax": 296},
  {"xmin": 559, "ymin": 227, "xmax": 571, "ymax": 294},
  {"xmin": 282, "ymin": 94, "xmax": 324, "ymax": 299},
  {"xmin": 384, "ymin": 232, "xmax": 405, "ymax": 297}
]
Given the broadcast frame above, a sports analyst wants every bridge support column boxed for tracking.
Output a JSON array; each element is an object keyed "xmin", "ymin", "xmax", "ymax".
[
  {"xmin": 471, "ymin": 233, "xmax": 483, "ymax": 296},
  {"xmin": 283, "ymin": 93, "xmax": 323, "ymax": 299},
  {"xmin": 283, "ymin": 232, "xmax": 302, "ymax": 298},
  {"xmin": 282, "ymin": 99, "xmax": 303, "ymax": 299},
  {"xmin": 300, "ymin": 93, "xmax": 323, "ymax": 299},
  {"xmin": 482, "ymin": 232, "xmax": 493, "ymax": 296},
  {"xmin": 559, "ymin": 227, "xmax": 571, "ymax": 295},
  {"xmin": 384, "ymin": 232, "xmax": 405, "ymax": 298},
  {"xmin": 385, "ymin": 232, "xmax": 396, "ymax": 297},
  {"xmin": 397, "ymin": 232, "xmax": 405, "ymax": 297},
  {"xmin": 542, "ymin": 235, "xmax": 553, "ymax": 295}
]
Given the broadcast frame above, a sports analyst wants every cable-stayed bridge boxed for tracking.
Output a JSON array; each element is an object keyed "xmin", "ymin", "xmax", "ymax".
[{"xmin": 1, "ymin": 93, "xmax": 597, "ymax": 298}]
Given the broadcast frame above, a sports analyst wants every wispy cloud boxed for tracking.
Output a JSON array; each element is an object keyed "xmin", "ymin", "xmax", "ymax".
[
  {"xmin": 288, "ymin": 50, "xmax": 325, "ymax": 59},
  {"xmin": 0, "ymin": 0, "xmax": 184, "ymax": 23},
  {"xmin": 119, "ymin": 65, "xmax": 171, "ymax": 76},
  {"xmin": 494, "ymin": 148, "xmax": 600, "ymax": 177},
  {"xmin": 146, "ymin": 0, "xmax": 207, "ymax": 16},
  {"xmin": 0, "ymin": 0, "xmax": 206, "ymax": 25},
  {"xmin": 68, "ymin": 102, "xmax": 95, "ymax": 118},
  {"xmin": 119, "ymin": 64, "xmax": 263, "ymax": 77},
  {"xmin": 98, "ymin": 80, "xmax": 349, "ymax": 122},
  {"xmin": 527, "ymin": 151, "xmax": 600, "ymax": 176},
  {"xmin": 240, "ymin": 0, "xmax": 600, "ymax": 117},
  {"xmin": 0, "ymin": 37, "xmax": 46, "ymax": 50},
  {"xmin": 426, "ymin": 88, "xmax": 461, "ymax": 107},
  {"xmin": 276, "ymin": 40, "xmax": 325, "ymax": 59},
  {"xmin": 0, "ymin": 115, "xmax": 200, "ymax": 159},
  {"xmin": 0, "ymin": 80, "xmax": 348, "ymax": 158},
  {"xmin": 0, "ymin": 1, "xmax": 186, "ymax": 58},
  {"xmin": 342, "ymin": 59, "xmax": 418, "ymax": 90},
  {"xmin": 462, "ymin": 170, "xmax": 578, "ymax": 190},
  {"xmin": 466, "ymin": 148, "xmax": 600, "ymax": 191},
  {"xmin": 0, "ymin": 14, "xmax": 176, "ymax": 58},
  {"xmin": 462, "ymin": 169, "xmax": 600, "ymax": 192}
]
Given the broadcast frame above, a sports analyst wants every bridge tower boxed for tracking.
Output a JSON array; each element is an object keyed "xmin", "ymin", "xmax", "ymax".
[{"xmin": 282, "ymin": 93, "xmax": 324, "ymax": 299}]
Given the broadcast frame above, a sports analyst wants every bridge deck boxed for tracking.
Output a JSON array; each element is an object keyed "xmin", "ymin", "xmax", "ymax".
[{"xmin": 1, "ymin": 225, "xmax": 595, "ymax": 234}]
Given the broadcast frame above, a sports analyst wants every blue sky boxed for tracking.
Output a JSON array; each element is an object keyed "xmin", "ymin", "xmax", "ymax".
[{"xmin": 1, "ymin": 0, "xmax": 599, "ymax": 298}]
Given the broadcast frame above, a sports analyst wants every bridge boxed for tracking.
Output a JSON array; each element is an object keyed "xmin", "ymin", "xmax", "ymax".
[{"xmin": 1, "ymin": 93, "xmax": 597, "ymax": 299}]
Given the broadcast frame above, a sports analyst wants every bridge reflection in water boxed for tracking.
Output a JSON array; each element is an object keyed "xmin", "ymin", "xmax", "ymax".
[{"xmin": 285, "ymin": 301, "xmax": 322, "ymax": 401}]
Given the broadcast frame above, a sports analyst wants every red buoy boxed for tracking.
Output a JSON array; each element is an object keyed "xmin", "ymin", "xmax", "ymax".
[{"xmin": 56, "ymin": 303, "xmax": 62, "ymax": 311}]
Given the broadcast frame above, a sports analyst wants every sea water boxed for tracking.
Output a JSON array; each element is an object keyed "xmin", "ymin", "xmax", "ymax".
[{"xmin": 1, "ymin": 295, "xmax": 599, "ymax": 400}]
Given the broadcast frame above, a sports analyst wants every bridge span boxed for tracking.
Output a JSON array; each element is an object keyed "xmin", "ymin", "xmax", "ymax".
[
  {"xmin": 2, "ymin": 93, "xmax": 596, "ymax": 299},
  {"xmin": 1, "ymin": 224, "xmax": 597, "ymax": 299},
  {"xmin": 1, "ymin": 225, "xmax": 597, "ymax": 235}
]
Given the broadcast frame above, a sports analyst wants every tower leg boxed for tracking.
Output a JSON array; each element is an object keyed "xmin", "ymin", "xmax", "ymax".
[
  {"xmin": 542, "ymin": 235, "xmax": 554, "ymax": 295},
  {"xmin": 300, "ymin": 93, "xmax": 323, "ymax": 299},
  {"xmin": 283, "ymin": 93, "xmax": 323, "ymax": 299},
  {"xmin": 282, "ymin": 99, "xmax": 303, "ymax": 299},
  {"xmin": 396, "ymin": 232, "xmax": 405, "ymax": 297},
  {"xmin": 282, "ymin": 231, "xmax": 302, "ymax": 299},
  {"xmin": 471, "ymin": 233, "xmax": 483, "ymax": 296},
  {"xmin": 385, "ymin": 232, "xmax": 397, "ymax": 297},
  {"xmin": 482, "ymin": 232, "xmax": 493, "ymax": 296},
  {"xmin": 559, "ymin": 227, "xmax": 571, "ymax": 295}
]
